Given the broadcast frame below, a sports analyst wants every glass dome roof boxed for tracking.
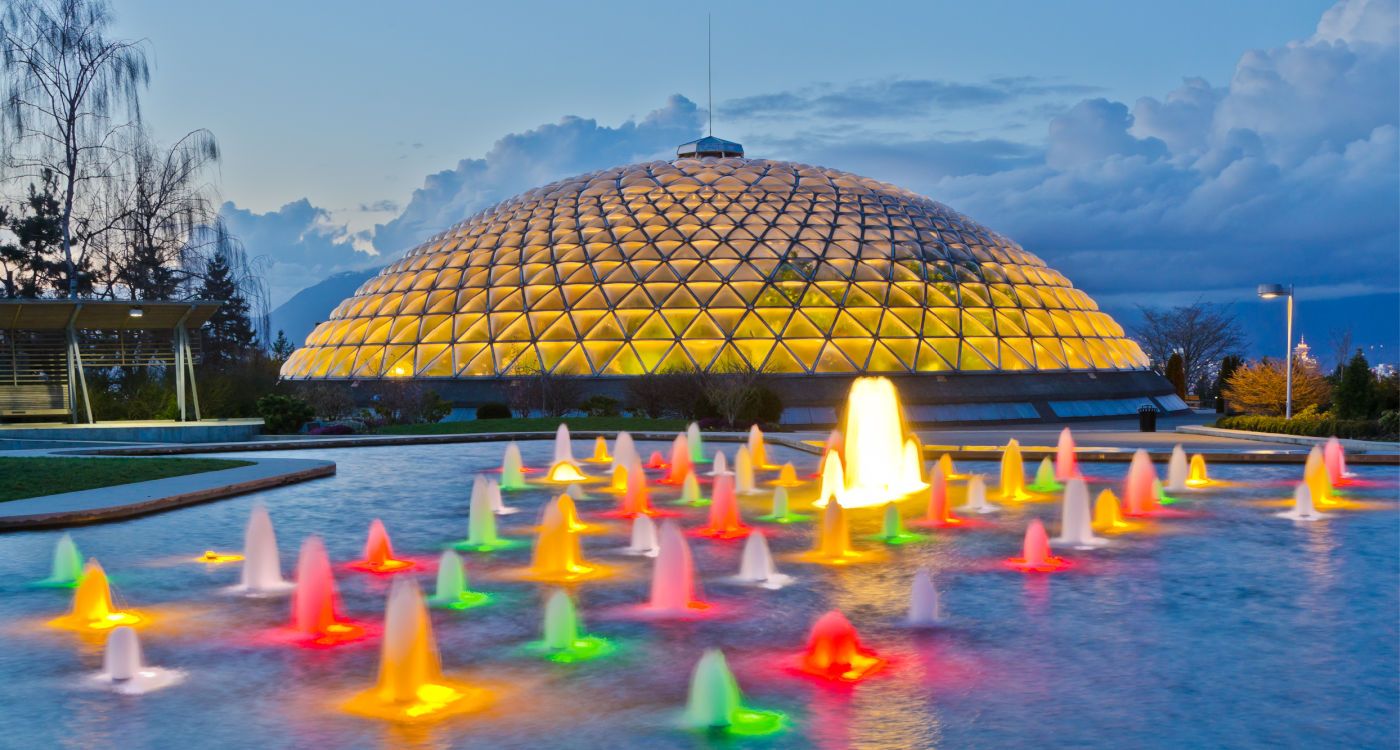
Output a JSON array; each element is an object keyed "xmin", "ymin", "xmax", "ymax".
[{"xmin": 281, "ymin": 156, "xmax": 1149, "ymax": 380}]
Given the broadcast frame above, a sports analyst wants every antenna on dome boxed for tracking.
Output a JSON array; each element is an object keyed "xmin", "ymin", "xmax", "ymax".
[
  {"xmin": 676, "ymin": 19, "xmax": 744, "ymax": 161},
  {"xmin": 707, "ymin": 13, "xmax": 713, "ymax": 137}
]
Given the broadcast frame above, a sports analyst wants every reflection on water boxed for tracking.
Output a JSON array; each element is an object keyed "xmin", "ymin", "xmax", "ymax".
[{"xmin": 0, "ymin": 440, "xmax": 1395, "ymax": 749}]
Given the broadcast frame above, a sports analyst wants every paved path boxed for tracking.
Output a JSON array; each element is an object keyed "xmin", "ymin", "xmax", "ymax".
[{"xmin": 0, "ymin": 456, "xmax": 335, "ymax": 530}]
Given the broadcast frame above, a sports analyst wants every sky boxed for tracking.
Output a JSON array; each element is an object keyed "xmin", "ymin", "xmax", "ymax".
[{"xmin": 110, "ymin": 0, "xmax": 1398, "ymax": 364}]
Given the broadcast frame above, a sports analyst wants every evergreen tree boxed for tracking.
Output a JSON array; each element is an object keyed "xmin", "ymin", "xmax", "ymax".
[
  {"xmin": 0, "ymin": 171, "xmax": 70, "ymax": 297},
  {"xmin": 1213, "ymin": 354, "xmax": 1244, "ymax": 413},
  {"xmin": 1165, "ymin": 352, "xmax": 1187, "ymax": 399},
  {"xmin": 1332, "ymin": 349, "xmax": 1375, "ymax": 419},
  {"xmin": 197, "ymin": 248, "xmax": 257, "ymax": 367},
  {"xmin": 271, "ymin": 329, "xmax": 295, "ymax": 363}
]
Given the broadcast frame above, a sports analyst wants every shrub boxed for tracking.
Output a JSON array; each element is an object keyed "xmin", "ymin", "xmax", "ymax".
[
  {"xmin": 257, "ymin": 393, "xmax": 314, "ymax": 434},
  {"xmin": 580, "ymin": 395, "xmax": 621, "ymax": 417},
  {"xmin": 1380, "ymin": 410, "xmax": 1399, "ymax": 435},
  {"xmin": 308, "ymin": 423, "xmax": 354, "ymax": 436},
  {"xmin": 1221, "ymin": 358, "xmax": 1330, "ymax": 416},
  {"xmin": 739, "ymin": 384, "xmax": 783, "ymax": 425},
  {"xmin": 295, "ymin": 382, "xmax": 356, "ymax": 421},
  {"xmin": 1215, "ymin": 414, "xmax": 1393, "ymax": 441},
  {"xmin": 476, "ymin": 402, "xmax": 511, "ymax": 419}
]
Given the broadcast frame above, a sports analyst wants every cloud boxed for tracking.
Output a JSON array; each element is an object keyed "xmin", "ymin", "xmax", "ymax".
[
  {"xmin": 219, "ymin": 199, "xmax": 376, "ymax": 306},
  {"xmin": 371, "ymin": 95, "xmax": 704, "ymax": 255},
  {"xmin": 357, "ymin": 199, "xmax": 399, "ymax": 212},
  {"xmin": 723, "ymin": 77, "xmax": 1102, "ymax": 120}
]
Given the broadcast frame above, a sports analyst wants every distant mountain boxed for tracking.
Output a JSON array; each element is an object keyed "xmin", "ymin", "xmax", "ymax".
[{"xmin": 269, "ymin": 267, "xmax": 380, "ymax": 344}]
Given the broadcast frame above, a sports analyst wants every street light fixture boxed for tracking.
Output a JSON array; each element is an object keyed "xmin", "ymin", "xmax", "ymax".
[{"xmin": 1256, "ymin": 283, "xmax": 1294, "ymax": 418}]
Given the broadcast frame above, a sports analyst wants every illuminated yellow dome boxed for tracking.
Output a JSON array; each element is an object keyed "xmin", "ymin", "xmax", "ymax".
[{"xmin": 281, "ymin": 156, "xmax": 1149, "ymax": 380}]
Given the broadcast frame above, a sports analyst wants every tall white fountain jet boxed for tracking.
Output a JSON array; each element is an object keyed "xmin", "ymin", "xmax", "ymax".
[
  {"xmin": 708, "ymin": 451, "xmax": 730, "ymax": 477},
  {"xmin": 485, "ymin": 475, "xmax": 518, "ymax": 515},
  {"xmin": 687, "ymin": 422, "xmax": 706, "ymax": 464},
  {"xmin": 625, "ymin": 515, "xmax": 660, "ymax": 557},
  {"xmin": 734, "ymin": 530, "xmax": 791, "ymax": 588},
  {"xmin": 1052, "ymin": 478, "xmax": 1108, "ymax": 548},
  {"xmin": 237, "ymin": 502, "xmax": 291, "ymax": 595},
  {"xmin": 907, "ymin": 569, "xmax": 943, "ymax": 627},
  {"xmin": 734, "ymin": 446, "xmax": 758, "ymax": 495},
  {"xmin": 956, "ymin": 475, "xmax": 999, "ymax": 514},
  {"xmin": 1165, "ymin": 445, "xmax": 1190, "ymax": 493},
  {"xmin": 613, "ymin": 431, "xmax": 638, "ymax": 470},
  {"xmin": 553, "ymin": 424, "xmax": 577, "ymax": 467}
]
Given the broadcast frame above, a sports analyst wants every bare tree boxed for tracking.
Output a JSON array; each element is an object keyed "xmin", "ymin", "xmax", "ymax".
[
  {"xmin": 1132, "ymin": 302, "xmax": 1247, "ymax": 393},
  {"xmin": 699, "ymin": 355, "xmax": 768, "ymax": 427},
  {"xmin": 1, "ymin": 0, "xmax": 149, "ymax": 298},
  {"xmin": 1327, "ymin": 326, "xmax": 1354, "ymax": 375}
]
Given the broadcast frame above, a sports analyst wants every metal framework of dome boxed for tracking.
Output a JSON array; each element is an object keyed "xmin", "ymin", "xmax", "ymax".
[{"xmin": 281, "ymin": 144, "xmax": 1151, "ymax": 384}]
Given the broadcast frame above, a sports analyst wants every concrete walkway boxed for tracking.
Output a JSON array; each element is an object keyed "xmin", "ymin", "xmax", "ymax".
[{"xmin": 0, "ymin": 456, "xmax": 335, "ymax": 530}]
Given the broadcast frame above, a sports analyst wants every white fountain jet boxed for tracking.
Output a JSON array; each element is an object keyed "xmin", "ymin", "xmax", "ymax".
[
  {"xmin": 553, "ymin": 423, "xmax": 577, "ymax": 467},
  {"xmin": 613, "ymin": 431, "xmax": 639, "ymax": 470},
  {"xmin": 733, "ymin": 530, "xmax": 792, "ymax": 589},
  {"xmin": 687, "ymin": 422, "xmax": 707, "ymax": 464},
  {"xmin": 624, "ymin": 515, "xmax": 660, "ymax": 557},
  {"xmin": 734, "ymin": 446, "xmax": 759, "ymax": 495},
  {"xmin": 955, "ymin": 475, "xmax": 999, "ymax": 514},
  {"xmin": 907, "ymin": 569, "xmax": 943, "ymax": 627},
  {"xmin": 94, "ymin": 626, "xmax": 182, "ymax": 694},
  {"xmin": 1278, "ymin": 484, "xmax": 1329, "ymax": 521},
  {"xmin": 708, "ymin": 450, "xmax": 730, "ymax": 477},
  {"xmin": 1165, "ymin": 444, "xmax": 1190, "ymax": 493},
  {"xmin": 769, "ymin": 486, "xmax": 790, "ymax": 518},
  {"xmin": 1052, "ymin": 478, "xmax": 1108, "ymax": 548},
  {"xmin": 486, "ymin": 475, "xmax": 518, "ymax": 515},
  {"xmin": 234, "ymin": 502, "xmax": 292, "ymax": 595}
]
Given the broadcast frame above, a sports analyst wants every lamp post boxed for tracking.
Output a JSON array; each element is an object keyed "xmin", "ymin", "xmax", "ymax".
[{"xmin": 1256, "ymin": 283, "xmax": 1294, "ymax": 418}]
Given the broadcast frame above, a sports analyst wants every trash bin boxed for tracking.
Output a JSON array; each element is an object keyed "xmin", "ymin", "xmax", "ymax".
[{"xmin": 1137, "ymin": 404, "xmax": 1158, "ymax": 432}]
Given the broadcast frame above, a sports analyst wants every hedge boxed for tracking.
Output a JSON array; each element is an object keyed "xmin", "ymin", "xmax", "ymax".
[{"xmin": 1215, "ymin": 414, "xmax": 1396, "ymax": 441}]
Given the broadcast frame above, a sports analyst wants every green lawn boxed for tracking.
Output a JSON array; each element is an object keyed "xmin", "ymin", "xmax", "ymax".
[
  {"xmin": 375, "ymin": 416, "xmax": 691, "ymax": 436},
  {"xmin": 0, "ymin": 457, "xmax": 253, "ymax": 502}
]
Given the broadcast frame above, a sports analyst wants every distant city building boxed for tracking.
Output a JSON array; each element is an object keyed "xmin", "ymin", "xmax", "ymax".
[{"xmin": 1293, "ymin": 336, "xmax": 1317, "ymax": 369}]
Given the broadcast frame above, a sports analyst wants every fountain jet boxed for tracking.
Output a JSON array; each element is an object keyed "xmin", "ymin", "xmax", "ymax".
[
  {"xmin": 553, "ymin": 424, "xmax": 577, "ymax": 467},
  {"xmin": 526, "ymin": 497, "xmax": 602, "ymax": 582},
  {"xmin": 748, "ymin": 424, "xmax": 775, "ymax": 470},
  {"xmin": 1055, "ymin": 427, "xmax": 1077, "ymax": 481},
  {"xmin": 291, "ymin": 536, "xmax": 365, "ymax": 643},
  {"xmin": 907, "ymin": 569, "xmax": 942, "ymax": 627},
  {"xmin": 773, "ymin": 463, "xmax": 801, "ymax": 488},
  {"xmin": 1092, "ymin": 490, "xmax": 1131, "ymax": 532},
  {"xmin": 586, "ymin": 436, "xmax": 611, "ymax": 464},
  {"xmin": 798, "ymin": 610, "xmax": 884, "ymax": 682},
  {"xmin": 708, "ymin": 451, "xmax": 730, "ymax": 477},
  {"xmin": 1006, "ymin": 519, "xmax": 1069, "ymax": 572},
  {"xmin": 625, "ymin": 515, "xmax": 660, "ymax": 556},
  {"xmin": 646, "ymin": 451, "xmax": 668, "ymax": 470},
  {"xmin": 677, "ymin": 471, "xmax": 706, "ymax": 506},
  {"xmin": 956, "ymin": 475, "xmax": 999, "ymax": 514},
  {"xmin": 649, "ymin": 521, "xmax": 708, "ymax": 614},
  {"xmin": 697, "ymin": 474, "xmax": 750, "ymax": 539},
  {"xmin": 1304, "ymin": 447, "xmax": 1334, "ymax": 508},
  {"xmin": 343, "ymin": 579, "xmax": 491, "ymax": 722},
  {"xmin": 734, "ymin": 446, "xmax": 759, "ymax": 495},
  {"xmin": 237, "ymin": 502, "xmax": 291, "ymax": 594},
  {"xmin": 1123, "ymin": 450, "xmax": 1159, "ymax": 516},
  {"xmin": 351, "ymin": 519, "xmax": 415, "ymax": 573},
  {"xmin": 1279, "ymin": 484, "xmax": 1329, "ymax": 521},
  {"xmin": 688, "ymin": 423, "xmax": 708, "ymax": 463},
  {"xmin": 533, "ymin": 590, "xmax": 612, "ymax": 663},
  {"xmin": 663, "ymin": 435, "xmax": 693, "ymax": 485},
  {"xmin": 999, "ymin": 440, "xmax": 1028, "ymax": 500},
  {"xmin": 428, "ymin": 550, "xmax": 490, "ymax": 610},
  {"xmin": 96, "ymin": 627, "xmax": 181, "ymax": 694},
  {"xmin": 912, "ymin": 467, "xmax": 962, "ymax": 528},
  {"xmin": 937, "ymin": 453, "xmax": 957, "ymax": 480},
  {"xmin": 1188, "ymin": 454, "xmax": 1210, "ymax": 487},
  {"xmin": 50, "ymin": 560, "xmax": 142, "ymax": 631},
  {"xmin": 37, "ymin": 532, "xmax": 84, "ymax": 587},
  {"xmin": 500, "ymin": 442, "xmax": 527, "ymax": 490},
  {"xmin": 821, "ymin": 377, "xmax": 927, "ymax": 507},
  {"xmin": 1166, "ymin": 445, "xmax": 1190, "ymax": 492},
  {"xmin": 1052, "ymin": 479, "xmax": 1108, "ymax": 548},
  {"xmin": 1029, "ymin": 457, "xmax": 1059, "ymax": 492},
  {"xmin": 735, "ymin": 531, "xmax": 791, "ymax": 588},
  {"xmin": 1324, "ymin": 437, "xmax": 1349, "ymax": 486},
  {"xmin": 613, "ymin": 432, "xmax": 639, "ymax": 470},
  {"xmin": 684, "ymin": 649, "xmax": 784, "ymax": 734}
]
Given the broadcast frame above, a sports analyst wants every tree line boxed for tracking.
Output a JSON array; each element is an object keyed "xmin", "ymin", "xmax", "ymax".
[{"xmin": 0, "ymin": 0, "xmax": 278, "ymax": 418}]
